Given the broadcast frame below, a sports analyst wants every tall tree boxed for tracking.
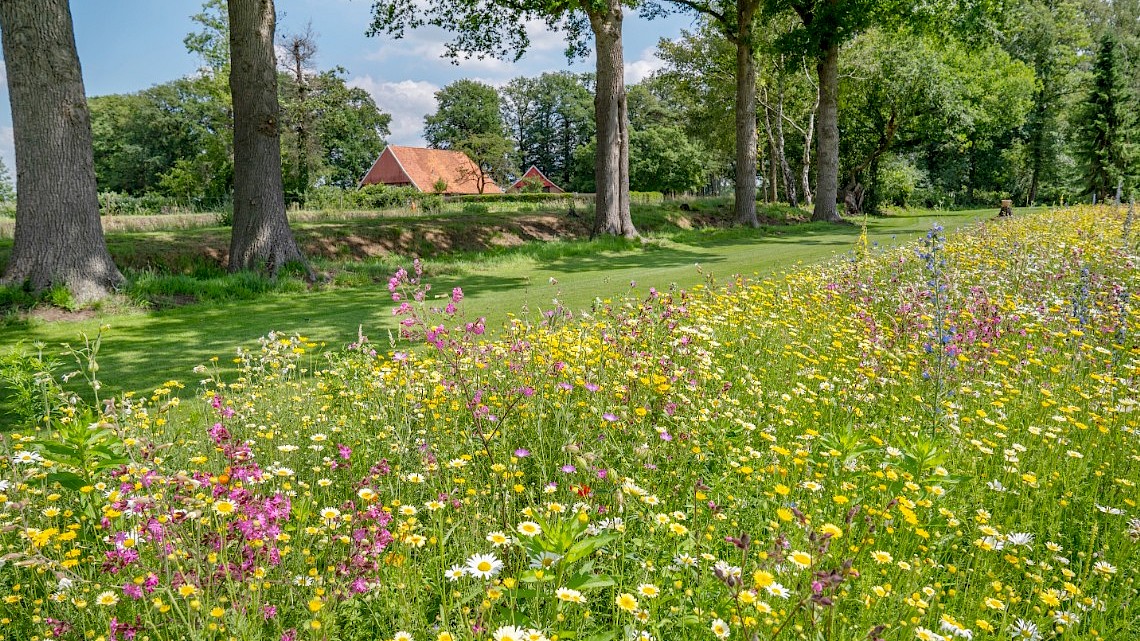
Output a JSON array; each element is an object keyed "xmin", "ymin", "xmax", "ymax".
[
  {"xmin": 1076, "ymin": 31, "xmax": 1135, "ymax": 201},
  {"xmin": 502, "ymin": 72, "xmax": 594, "ymax": 190},
  {"xmin": 1005, "ymin": 0, "xmax": 1087, "ymax": 204},
  {"xmin": 226, "ymin": 0, "xmax": 307, "ymax": 274},
  {"xmin": 0, "ymin": 0, "xmax": 123, "ymax": 302},
  {"xmin": 424, "ymin": 80, "xmax": 505, "ymax": 149},
  {"xmin": 368, "ymin": 0, "xmax": 638, "ymax": 237},
  {"xmin": 647, "ymin": 0, "xmax": 763, "ymax": 225},
  {"xmin": 279, "ymin": 22, "xmax": 318, "ymax": 201}
]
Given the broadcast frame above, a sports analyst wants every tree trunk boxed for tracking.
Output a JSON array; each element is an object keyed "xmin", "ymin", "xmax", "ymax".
[
  {"xmin": 812, "ymin": 42, "xmax": 841, "ymax": 222},
  {"xmin": 0, "ymin": 0, "xmax": 123, "ymax": 303},
  {"xmin": 733, "ymin": 11, "xmax": 759, "ymax": 226},
  {"xmin": 227, "ymin": 0, "xmax": 308, "ymax": 274},
  {"xmin": 802, "ymin": 84, "xmax": 818, "ymax": 207},
  {"xmin": 775, "ymin": 69, "xmax": 798, "ymax": 207},
  {"xmin": 589, "ymin": 3, "xmax": 636, "ymax": 238}
]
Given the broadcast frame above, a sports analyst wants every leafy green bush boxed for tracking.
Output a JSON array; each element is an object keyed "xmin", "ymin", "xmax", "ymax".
[
  {"xmin": 877, "ymin": 156, "xmax": 928, "ymax": 207},
  {"xmin": 453, "ymin": 192, "xmax": 575, "ymax": 204},
  {"xmin": 97, "ymin": 191, "xmax": 179, "ymax": 216}
]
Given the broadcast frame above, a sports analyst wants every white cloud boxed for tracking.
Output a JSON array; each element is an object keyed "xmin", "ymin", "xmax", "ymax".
[
  {"xmin": 0, "ymin": 60, "xmax": 6, "ymax": 87},
  {"xmin": 0, "ymin": 126, "xmax": 13, "ymax": 173},
  {"xmin": 348, "ymin": 76, "xmax": 438, "ymax": 146},
  {"xmin": 624, "ymin": 46, "xmax": 664, "ymax": 84}
]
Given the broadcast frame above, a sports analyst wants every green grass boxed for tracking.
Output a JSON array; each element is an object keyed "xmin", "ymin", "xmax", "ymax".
[
  {"xmin": 0, "ymin": 205, "xmax": 1134, "ymax": 641},
  {"xmin": 0, "ymin": 206, "xmax": 1014, "ymax": 413}
]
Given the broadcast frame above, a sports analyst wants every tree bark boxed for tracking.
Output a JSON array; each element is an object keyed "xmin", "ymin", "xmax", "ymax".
[
  {"xmin": 802, "ymin": 83, "xmax": 818, "ymax": 207},
  {"xmin": 733, "ymin": 8, "xmax": 759, "ymax": 226},
  {"xmin": 0, "ymin": 0, "xmax": 122, "ymax": 303},
  {"xmin": 812, "ymin": 41, "xmax": 841, "ymax": 222},
  {"xmin": 227, "ymin": 0, "xmax": 308, "ymax": 274},
  {"xmin": 588, "ymin": 3, "xmax": 636, "ymax": 238},
  {"xmin": 775, "ymin": 69, "xmax": 798, "ymax": 206}
]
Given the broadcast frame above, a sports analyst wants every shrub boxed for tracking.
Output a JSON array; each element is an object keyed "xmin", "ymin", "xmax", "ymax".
[
  {"xmin": 453, "ymin": 192, "xmax": 575, "ymax": 204},
  {"xmin": 349, "ymin": 184, "xmax": 442, "ymax": 213},
  {"xmin": 877, "ymin": 155, "xmax": 928, "ymax": 208}
]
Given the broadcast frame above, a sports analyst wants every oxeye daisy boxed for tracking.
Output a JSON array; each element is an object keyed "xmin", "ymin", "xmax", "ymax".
[
  {"xmin": 529, "ymin": 551, "xmax": 562, "ymax": 569},
  {"xmin": 213, "ymin": 499, "xmax": 236, "ymax": 516},
  {"xmin": 465, "ymin": 553, "xmax": 502, "ymax": 579},
  {"xmin": 445, "ymin": 565, "xmax": 466, "ymax": 581},
  {"xmin": 492, "ymin": 625, "xmax": 525, "ymax": 641},
  {"xmin": 516, "ymin": 521, "xmax": 542, "ymax": 537},
  {"xmin": 393, "ymin": 632, "xmax": 414, "ymax": 641},
  {"xmin": 319, "ymin": 507, "xmax": 341, "ymax": 522},
  {"xmin": 556, "ymin": 587, "xmax": 584, "ymax": 603},
  {"xmin": 486, "ymin": 531, "xmax": 511, "ymax": 547},
  {"xmin": 914, "ymin": 627, "xmax": 945, "ymax": 641},
  {"xmin": 710, "ymin": 618, "xmax": 730, "ymax": 639},
  {"xmin": 637, "ymin": 583, "xmax": 660, "ymax": 599},
  {"xmin": 765, "ymin": 582, "xmax": 790, "ymax": 599},
  {"xmin": 95, "ymin": 591, "xmax": 119, "ymax": 606}
]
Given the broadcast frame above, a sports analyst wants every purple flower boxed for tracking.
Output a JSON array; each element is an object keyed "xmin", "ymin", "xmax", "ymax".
[
  {"xmin": 561, "ymin": 464, "xmax": 576, "ymax": 473},
  {"xmin": 602, "ymin": 413, "xmax": 618, "ymax": 422},
  {"xmin": 659, "ymin": 431, "xmax": 673, "ymax": 442},
  {"xmin": 514, "ymin": 448, "xmax": 531, "ymax": 458},
  {"xmin": 584, "ymin": 382, "xmax": 600, "ymax": 392},
  {"xmin": 262, "ymin": 604, "xmax": 277, "ymax": 620}
]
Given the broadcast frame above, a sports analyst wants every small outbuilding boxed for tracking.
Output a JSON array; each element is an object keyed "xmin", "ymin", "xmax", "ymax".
[
  {"xmin": 510, "ymin": 166, "xmax": 565, "ymax": 194},
  {"xmin": 360, "ymin": 145, "xmax": 502, "ymax": 195}
]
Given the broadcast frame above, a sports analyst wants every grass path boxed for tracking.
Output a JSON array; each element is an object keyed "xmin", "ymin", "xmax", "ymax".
[{"xmin": 1, "ymin": 208, "xmax": 1008, "ymax": 401}]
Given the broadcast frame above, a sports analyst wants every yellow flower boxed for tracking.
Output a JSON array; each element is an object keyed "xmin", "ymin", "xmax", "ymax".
[
  {"xmin": 984, "ymin": 597, "xmax": 1005, "ymax": 610},
  {"xmin": 871, "ymin": 550, "xmax": 893, "ymax": 564},
  {"xmin": 789, "ymin": 550, "xmax": 813, "ymax": 568},
  {"xmin": 616, "ymin": 592, "xmax": 639, "ymax": 612},
  {"xmin": 820, "ymin": 523, "xmax": 843, "ymax": 539},
  {"xmin": 637, "ymin": 583, "xmax": 660, "ymax": 599},
  {"xmin": 308, "ymin": 598, "xmax": 324, "ymax": 613},
  {"xmin": 753, "ymin": 570, "xmax": 774, "ymax": 588},
  {"xmin": 210, "ymin": 606, "xmax": 225, "ymax": 618}
]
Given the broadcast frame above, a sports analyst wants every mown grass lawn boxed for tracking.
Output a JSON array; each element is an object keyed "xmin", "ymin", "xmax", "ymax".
[
  {"xmin": 0, "ymin": 205, "xmax": 1135, "ymax": 641},
  {"xmin": 1, "ymin": 207, "xmax": 1005, "ymax": 404}
]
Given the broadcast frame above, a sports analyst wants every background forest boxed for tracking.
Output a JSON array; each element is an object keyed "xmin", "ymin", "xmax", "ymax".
[{"xmin": 17, "ymin": 0, "xmax": 1132, "ymax": 220}]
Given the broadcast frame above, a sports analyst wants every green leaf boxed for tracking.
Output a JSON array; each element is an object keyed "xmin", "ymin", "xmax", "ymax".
[
  {"xmin": 566, "ymin": 573, "xmax": 614, "ymax": 591},
  {"xmin": 46, "ymin": 471, "xmax": 88, "ymax": 491},
  {"xmin": 583, "ymin": 631, "xmax": 616, "ymax": 641},
  {"xmin": 564, "ymin": 533, "xmax": 618, "ymax": 564}
]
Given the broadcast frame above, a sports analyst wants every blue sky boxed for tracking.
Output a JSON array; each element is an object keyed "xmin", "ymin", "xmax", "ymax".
[{"xmin": 0, "ymin": 0, "xmax": 695, "ymax": 172}]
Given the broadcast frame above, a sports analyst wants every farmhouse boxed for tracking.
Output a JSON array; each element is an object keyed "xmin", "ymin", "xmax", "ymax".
[
  {"xmin": 360, "ymin": 145, "xmax": 502, "ymax": 195},
  {"xmin": 510, "ymin": 166, "xmax": 565, "ymax": 193}
]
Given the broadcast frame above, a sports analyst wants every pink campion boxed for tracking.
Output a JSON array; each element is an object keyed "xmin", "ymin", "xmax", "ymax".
[{"xmin": 451, "ymin": 286, "xmax": 464, "ymax": 304}]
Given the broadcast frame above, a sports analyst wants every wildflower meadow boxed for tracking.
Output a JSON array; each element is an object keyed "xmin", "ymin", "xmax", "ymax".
[{"xmin": 1, "ymin": 206, "xmax": 1137, "ymax": 641}]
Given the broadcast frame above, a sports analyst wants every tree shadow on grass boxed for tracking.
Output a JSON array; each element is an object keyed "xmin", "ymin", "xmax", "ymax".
[{"xmin": 538, "ymin": 242, "xmax": 721, "ymax": 274}]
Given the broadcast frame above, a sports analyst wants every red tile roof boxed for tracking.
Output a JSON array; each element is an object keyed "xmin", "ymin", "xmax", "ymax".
[
  {"xmin": 360, "ymin": 145, "xmax": 502, "ymax": 195},
  {"xmin": 510, "ymin": 166, "xmax": 564, "ymax": 193}
]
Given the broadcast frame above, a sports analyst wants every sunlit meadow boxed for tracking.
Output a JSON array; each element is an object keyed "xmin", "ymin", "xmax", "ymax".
[{"xmin": 1, "ymin": 206, "xmax": 1137, "ymax": 641}]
